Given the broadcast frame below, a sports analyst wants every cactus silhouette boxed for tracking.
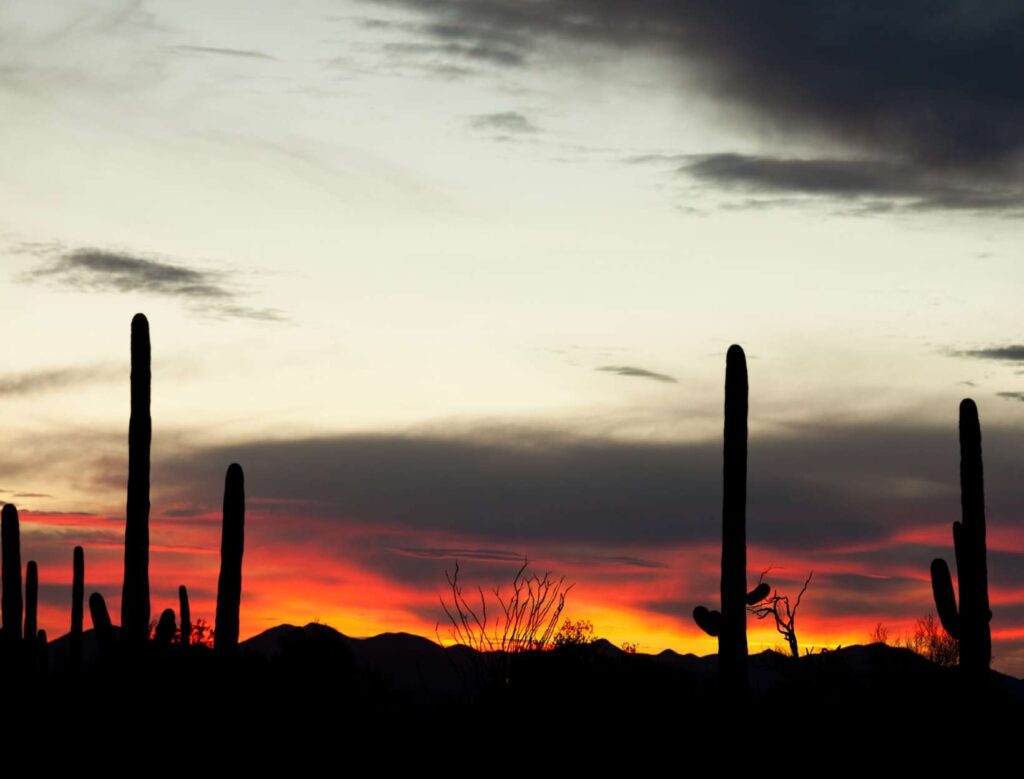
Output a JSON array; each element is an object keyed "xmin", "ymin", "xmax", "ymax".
[
  {"xmin": 930, "ymin": 398, "xmax": 992, "ymax": 674},
  {"xmin": 179, "ymin": 585, "xmax": 191, "ymax": 649},
  {"xmin": 155, "ymin": 609, "xmax": 176, "ymax": 647},
  {"xmin": 693, "ymin": 345, "xmax": 768, "ymax": 699},
  {"xmin": 121, "ymin": 313, "xmax": 152, "ymax": 644},
  {"xmin": 36, "ymin": 630, "xmax": 48, "ymax": 674},
  {"xmin": 215, "ymin": 463, "xmax": 245, "ymax": 655},
  {"xmin": 2, "ymin": 504, "xmax": 23, "ymax": 644},
  {"xmin": 25, "ymin": 560, "xmax": 38, "ymax": 645},
  {"xmin": 70, "ymin": 547, "xmax": 84, "ymax": 672},
  {"xmin": 89, "ymin": 593, "xmax": 116, "ymax": 658}
]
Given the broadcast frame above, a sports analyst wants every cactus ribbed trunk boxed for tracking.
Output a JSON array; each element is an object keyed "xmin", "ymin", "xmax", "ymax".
[
  {"xmin": 70, "ymin": 547, "xmax": 84, "ymax": 672},
  {"xmin": 719, "ymin": 344, "xmax": 749, "ymax": 699},
  {"xmin": 179, "ymin": 585, "xmax": 191, "ymax": 649},
  {"xmin": 930, "ymin": 399, "xmax": 992, "ymax": 676},
  {"xmin": 122, "ymin": 313, "xmax": 151, "ymax": 644},
  {"xmin": 215, "ymin": 463, "xmax": 245, "ymax": 655},
  {"xmin": 2, "ymin": 504, "xmax": 23, "ymax": 644},
  {"xmin": 25, "ymin": 560, "xmax": 37, "ymax": 644}
]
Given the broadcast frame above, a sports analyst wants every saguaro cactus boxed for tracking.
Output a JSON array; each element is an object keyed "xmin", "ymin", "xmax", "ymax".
[
  {"xmin": 70, "ymin": 546, "xmax": 84, "ymax": 671},
  {"xmin": 930, "ymin": 398, "xmax": 992, "ymax": 674},
  {"xmin": 2, "ymin": 503, "xmax": 23, "ymax": 643},
  {"xmin": 693, "ymin": 345, "xmax": 769, "ymax": 698},
  {"xmin": 25, "ymin": 560, "xmax": 38, "ymax": 643},
  {"xmin": 122, "ymin": 313, "xmax": 152, "ymax": 644},
  {"xmin": 215, "ymin": 464, "xmax": 245, "ymax": 655},
  {"xmin": 179, "ymin": 585, "xmax": 191, "ymax": 649}
]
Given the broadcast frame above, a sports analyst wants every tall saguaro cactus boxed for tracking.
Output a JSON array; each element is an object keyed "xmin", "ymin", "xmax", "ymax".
[
  {"xmin": 2, "ymin": 504, "xmax": 23, "ymax": 643},
  {"xmin": 70, "ymin": 546, "xmax": 84, "ymax": 671},
  {"xmin": 215, "ymin": 463, "xmax": 245, "ymax": 654},
  {"xmin": 693, "ymin": 346, "xmax": 769, "ymax": 699},
  {"xmin": 930, "ymin": 398, "xmax": 992, "ymax": 674},
  {"xmin": 121, "ymin": 313, "xmax": 151, "ymax": 644}
]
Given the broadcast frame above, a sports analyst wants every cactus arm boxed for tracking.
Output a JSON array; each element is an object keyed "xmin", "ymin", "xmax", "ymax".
[{"xmin": 930, "ymin": 558, "xmax": 960, "ymax": 640}]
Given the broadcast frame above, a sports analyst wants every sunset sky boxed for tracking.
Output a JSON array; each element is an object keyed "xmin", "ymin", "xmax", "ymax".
[{"xmin": 3, "ymin": 2, "xmax": 1024, "ymax": 672}]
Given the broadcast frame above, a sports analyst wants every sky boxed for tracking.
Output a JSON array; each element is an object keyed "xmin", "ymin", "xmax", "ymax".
[{"xmin": 3, "ymin": 1, "xmax": 1024, "ymax": 672}]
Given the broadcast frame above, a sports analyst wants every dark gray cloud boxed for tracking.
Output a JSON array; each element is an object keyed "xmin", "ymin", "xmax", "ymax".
[
  {"xmin": 151, "ymin": 416, "xmax": 1024, "ymax": 555},
  {"xmin": 596, "ymin": 365, "xmax": 677, "ymax": 384},
  {"xmin": 0, "ymin": 365, "xmax": 122, "ymax": 398},
  {"xmin": 383, "ymin": 1, "xmax": 1024, "ymax": 209},
  {"xmin": 679, "ymin": 154, "xmax": 1024, "ymax": 213},
  {"xmin": 998, "ymin": 392, "xmax": 1024, "ymax": 402},
  {"xmin": 21, "ymin": 249, "xmax": 285, "ymax": 321},
  {"xmin": 955, "ymin": 345, "xmax": 1024, "ymax": 362},
  {"xmin": 468, "ymin": 111, "xmax": 538, "ymax": 134},
  {"xmin": 172, "ymin": 45, "xmax": 275, "ymax": 61}
]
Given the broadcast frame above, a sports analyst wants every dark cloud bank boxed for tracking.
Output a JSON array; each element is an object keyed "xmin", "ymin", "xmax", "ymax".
[{"xmin": 376, "ymin": 0, "xmax": 1024, "ymax": 211}]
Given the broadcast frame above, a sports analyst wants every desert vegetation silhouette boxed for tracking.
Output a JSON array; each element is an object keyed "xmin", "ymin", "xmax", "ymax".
[{"xmin": 0, "ymin": 313, "xmax": 1019, "ymax": 727}]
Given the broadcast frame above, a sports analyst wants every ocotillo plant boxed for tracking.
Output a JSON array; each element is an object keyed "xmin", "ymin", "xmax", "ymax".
[
  {"xmin": 179, "ymin": 585, "xmax": 191, "ymax": 649},
  {"xmin": 70, "ymin": 546, "xmax": 84, "ymax": 672},
  {"xmin": 121, "ymin": 312, "xmax": 151, "ymax": 644},
  {"xmin": 931, "ymin": 398, "xmax": 992, "ymax": 674},
  {"xmin": 2, "ymin": 503, "xmax": 23, "ymax": 643},
  {"xmin": 215, "ymin": 463, "xmax": 245, "ymax": 655},
  {"xmin": 25, "ymin": 560, "xmax": 38, "ymax": 644},
  {"xmin": 693, "ymin": 345, "xmax": 769, "ymax": 699}
]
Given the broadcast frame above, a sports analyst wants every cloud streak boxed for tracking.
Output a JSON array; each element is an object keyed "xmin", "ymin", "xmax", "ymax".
[
  {"xmin": 21, "ymin": 249, "xmax": 285, "ymax": 321},
  {"xmin": 596, "ymin": 365, "xmax": 677, "ymax": 383},
  {"xmin": 0, "ymin": 364, "xmax": 122, "ymax": 398},
  {"xmin": 954, "ymin": 346, "xmax": 1024, "ymax": 362}
]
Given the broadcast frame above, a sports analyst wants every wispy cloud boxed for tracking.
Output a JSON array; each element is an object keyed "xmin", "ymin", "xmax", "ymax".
[
  {"xmin": 997, "ymin": 392, "xmax": 1024, "ymax": 402},
  {"xmin": 676, "ymin": 154, "xmax": 1024, "ymax": 213},
  {"xmin": 21, "ymin": 249, "xmax": 285, "ymax": 322},
  {"xmin": 954, "ymin": 346, "xmax": 1024, "ymax": 362},
  {"xmin": 468, "ymin": 111, "xmax": 539, "ymax": 134},
  {"xmin": 0, "ymin": 364, "xmax": 123, "ymax": 398},
  {"xmin": 596, "ymin": 365, "xmax": 677, "ymax": 383},
  {"xmin": 171, "ymin": 45, "xmax": 276, "ymax": 61}
]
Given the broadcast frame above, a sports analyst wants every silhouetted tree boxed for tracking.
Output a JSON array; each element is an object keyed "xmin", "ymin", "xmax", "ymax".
[
  {"xmin": 553, "ymin": 618, "xmax": 595, "ymax": 648},
  {"xmin": 748, "ymin": 570, "xmax": 813, "ymax": 658}
]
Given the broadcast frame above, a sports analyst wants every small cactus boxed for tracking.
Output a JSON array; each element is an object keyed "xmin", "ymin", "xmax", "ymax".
[
  {"xmin": 931, "ymin": 398, "xmax": 992, "ymax": 674},
  {"xmin": 2, "ymin": 504, "xmax": 23, "ymax": 644},
  {"xmin": 89, "ymin": 592, "xmax": 116, "ymax": 658},
  {"xmin": 155, "ymin": 608, "xmax": 176, "ymax": 647},
  {"xmin": 179, "ymin": 585, "xmax": 191, "ymax": 649},
  {"xmin": 25, "ymin": 560, "xmax": 38, "ymax": 645},
  {"xmin": 215, "ymin": 463, "xmax": 245, "ymax": 655}
]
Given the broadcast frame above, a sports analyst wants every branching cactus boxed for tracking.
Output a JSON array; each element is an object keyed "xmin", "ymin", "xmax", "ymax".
[
  {"xmin": 215, "ymin": 463, "xmax": 245, "ymax": 655},
  {"xmin": 2, "ymin": 504, "xmax": 23, "ymax": 644},
  {"xmin": 121, "ymin": 313, "xmax": 152, "ymax": 644},
  {"xmin": 693, "ymin": 345, "xmax": 769, "ymax": 698},
  {"xmin": 930, "ymin": 398, "xmax": 992, "ymax": 674}
]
